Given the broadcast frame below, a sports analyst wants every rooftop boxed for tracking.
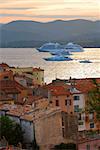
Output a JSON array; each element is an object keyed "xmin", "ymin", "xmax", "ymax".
[
  {"xmin": 0, "ymin": 63, "xmax": 10, "ymax": 68},
  {"xmin": 33, "ymin": 67, "xmax": 44, "ymax": 72}
]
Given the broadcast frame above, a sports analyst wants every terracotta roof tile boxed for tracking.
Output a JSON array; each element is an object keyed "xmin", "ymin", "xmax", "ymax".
[
  {"xmin": 0, "ymin": 63, "xmax": 9, "ymax": 68},
  {"xmin": 32, "ymin": 67, "xmax": 44, "ymax": 72},
  {"xmin": 73, "ymin": 78, "xmax": 100, "ymax": 93},
  {"xmin": 0, "ymin": 80, "xmax": 21, "ymax": 94},
  {"xmin": 44, "ymin": 85, "xmax": 71, "ymax": 96}
]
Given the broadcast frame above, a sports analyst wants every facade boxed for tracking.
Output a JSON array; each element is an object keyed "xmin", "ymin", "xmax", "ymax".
[
  {"xmin": 71, "ymin": 88, "xmax": 86, "ymax": 132},
  {"xmin": 0, "ymin": 95, "xmax": 14, "ymax": 105},
  {"xmin": 42, "ymin": 78, "xmax": 100, "ymax": 134},
  {"xmin": 7, "ymin": 67, "xmax": 33, "ymax": 74},
  {"xmin": 14, "ymin": 75, "xmax": 27, "ymax": 87},
  {"xmin": 0, "ymin": 80, "xmax": 28, "ymax": 104},
  {"xmin": 35, "ymin": 108, "xmax": 78, "ymax": 150},
  {"xmin": 0, "ymin": 70, "xmax": 13, "ymax": 81},
  {"xmin": 40, "ymin": 85, "xmax": 74, "ymax": 114},
  {"xmin": 0, "ymin": 63, "xmax": 10, "ymax": 70},
  {"xmin": 7, "ymin": 67, "xmax": 44, "ymax": 85},
  {"xmin": 0, "ymin": 80, "xmax": 20, "ymax": 102},
  {"xmin": 74, "ymin": 78, "xmax": 100, "ymax": 133}
]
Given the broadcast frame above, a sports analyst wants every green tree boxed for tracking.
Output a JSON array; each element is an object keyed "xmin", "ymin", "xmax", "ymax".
[
  {"xmin": 87, "ymin": 79, "xmax": 100, "ymax": 120},
  {"xmin": 0, "ymin": 116, "xmax": 24, "ymax": 146},
  {"xmin": 54, "ymin": 143, "xmax": 77, "ymax": 150}
]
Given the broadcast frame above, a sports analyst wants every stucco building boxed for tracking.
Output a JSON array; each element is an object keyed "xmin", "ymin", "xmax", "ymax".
[{"xmin": 35, "ymin": 108, "xmax": 78, "ymax": 150}]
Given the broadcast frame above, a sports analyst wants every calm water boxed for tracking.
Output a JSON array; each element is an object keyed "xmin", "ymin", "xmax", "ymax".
[{"xmin": 0, "ymin": 48, "xmax": 100, "ymax": 83}]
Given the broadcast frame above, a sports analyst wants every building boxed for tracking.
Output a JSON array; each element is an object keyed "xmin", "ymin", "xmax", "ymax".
[
  {"xmin": 47, "ymin": 85, "xmax": 74, "ymax": 114},
  {"xmin": 0, "ymin": 70, "xmax": 13, "ymax": 81},
  {"xmin": 35, "ymin": 107, "xmax": 78, "ymax": 150},
  {"xmin": 41, "ymin": 78, "xmax": 100, "ymax": 134},
  {"xmin": 0, "ymin": 63, "xmax": 10, "ymax": 70},
  {"xmin": 0, "ymin": 80, "xmax": 28, "ymax": 103},
  {"xmin": 0, "ymin": 103, "xmax": 78, "ymax": 150},
  {"xmin": 7, "ymin": 67, "xmax": 44, "ymax": 85}
]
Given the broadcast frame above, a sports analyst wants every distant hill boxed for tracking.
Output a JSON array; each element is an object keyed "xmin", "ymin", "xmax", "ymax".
[{"xmin": 0, "ymin": 19, "xmax": 100, "ymax": 47}]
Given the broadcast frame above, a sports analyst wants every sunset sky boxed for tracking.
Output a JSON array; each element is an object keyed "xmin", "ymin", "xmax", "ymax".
[{"xmin": 0, "ymin": 0, "xmax": 100, "ymax": 23}]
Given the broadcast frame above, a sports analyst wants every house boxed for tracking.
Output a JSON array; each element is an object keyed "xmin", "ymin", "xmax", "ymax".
[
  {"xmin": 35, "ymin": 107, "xmax": 78, "ymax": 150},
  {"xmin": 0, "ymin": 70, "xmax": 13, "ymax": 81},
  {"xmin": 0, "ymin": 63, "xmax": 10, "ymax": 70},
  {"xmin": 7, "ymin": 67, "xmax": 44, "ymax": 85},
  {"xmin": 47, "ymin": 85, "xmax": 74, "ymax": 114},
  {"xmin": 73, "ymin": 78, "xmax": 100, "ymax": 134},
  {"xmin": 0, "ymin": 80, "xmax": 20, "ymax": 102},
  {"xmin": 0, "ymin": 95, "xmax": 14, "ymax": 105},
  {"xmin": 0, "ymin": 80, "xmax": 28, "ymax": 104}
]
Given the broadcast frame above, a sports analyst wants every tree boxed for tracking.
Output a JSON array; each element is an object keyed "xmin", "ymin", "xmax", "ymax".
[
  {"xmin": 54, "ymin": 143, "xmax": 77, "ymax": 150},
  {"xmin": 0, "ymin": 116, "xmax": 24, "ymax": 146},
  {"xmin": 86, "ymin": 79, "xmax": 100, "ymax": 120}
]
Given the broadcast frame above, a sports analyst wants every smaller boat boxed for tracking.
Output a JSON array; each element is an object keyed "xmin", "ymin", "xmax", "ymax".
[
  {"xmin": 44, "ymin": 55, "xmax": 73, "ymax": 61},
  {"xmin": 50, "ymin": 49, "xmax": 72, "ymax": 56},
  {"xmin": 79, "ymin": 60, "xmax": 92, "ymax": 63}
]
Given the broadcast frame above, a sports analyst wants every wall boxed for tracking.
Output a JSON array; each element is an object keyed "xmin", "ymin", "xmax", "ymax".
[
  {"xmin": 51, "ymin": 95, "xmax": 74, "ymax": 114},
  {"xmin": 20, "ymin": 119, "xmax": 34, "ymax": 143},
  {"xmin": 35, "ymin": 110, "xmax": 78, "ymax": 150}
]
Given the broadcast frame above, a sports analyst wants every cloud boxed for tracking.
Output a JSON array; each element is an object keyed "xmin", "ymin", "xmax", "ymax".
[
  {"xmin": 0, "ymin": 7, "xmax": 36, "ymax": 10},
  {"xmin": 0, "ymin": 0, "xmax": 99, "ymax": 23},
  {"xmin": 1, "ymin": 14, "xmax": 98, "ymax": 19}
]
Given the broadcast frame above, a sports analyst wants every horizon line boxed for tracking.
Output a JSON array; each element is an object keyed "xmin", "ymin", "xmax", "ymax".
[{"xmin": 0, "ymin": 18, "xmax": 100, "ymax": 24}]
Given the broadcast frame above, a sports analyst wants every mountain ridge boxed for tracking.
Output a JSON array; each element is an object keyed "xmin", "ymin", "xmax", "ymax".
[{"xmin": 0, "ymin": 19, "xmax": 100, "ymax": 48}]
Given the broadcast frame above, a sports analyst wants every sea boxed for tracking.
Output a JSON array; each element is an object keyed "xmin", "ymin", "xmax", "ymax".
[{"xmin": 0, "ymin": 48, "xmax": 100, "ymax": 83}]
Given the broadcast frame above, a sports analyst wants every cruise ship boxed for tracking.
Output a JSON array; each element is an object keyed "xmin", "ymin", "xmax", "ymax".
[
  {"xmin": 37, "ymin": 42, "xmax": 63, "ymax": 52},
  {"xmin": 50, "ymin": 49, "xmax": 71, "ymax": 56},
  {"xmin": 44, "ymin": 55, "xmax": 73, "ymax": 61},
  {"xmin": 64, "ymin": 42, "xmax": 84, "ymax": 52}
]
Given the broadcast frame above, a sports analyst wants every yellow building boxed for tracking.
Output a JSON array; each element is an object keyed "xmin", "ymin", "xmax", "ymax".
[{"xmin": 7, "ymin": 67, "xmax": 44, "ymax": 85}]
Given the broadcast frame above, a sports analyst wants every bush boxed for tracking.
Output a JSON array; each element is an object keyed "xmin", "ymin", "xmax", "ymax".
[{"xmin": 0, "ymin": 116, "xmax": 24, "ymax": 146}]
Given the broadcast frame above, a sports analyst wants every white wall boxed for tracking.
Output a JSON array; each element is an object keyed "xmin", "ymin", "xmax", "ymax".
[{"xmin": 73, "ymin": 94, "xmax": 86, "ymax": 131}]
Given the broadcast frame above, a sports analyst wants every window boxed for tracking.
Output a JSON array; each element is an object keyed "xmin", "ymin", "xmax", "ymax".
[
  {"xmin": 62, "ymin": 117, "xmax": 64, "ymax": 126},
  {"xmin": 3, "ymin": 76, "xmax": 9, "ymax": 80},
  {"xmin": 74, "ymin": 105, "xmax": 79, "ymax": 112},
  {"xmin": 74, "ymin": 96, "xmax": 80, "ymax": 100},
  {"xmin": 65, "ymin": 99, "xmax": 71, "ymax": 106},
  {"xmin": 62, "ymin": 128, "xmax": 64, "ymax": 137},
  {"xmin": 33, "ymin": 91, "xmax": 35, "ymax": 95},
  {"xmin": 13, "ymin": 94, "xmax": 17, "ymax": 100},
  {"xmin": 78, "ymin": 121, "xmax": 84, "ymax": 125},
  {"xmin": 78, "ymin": 113, "xmax": 82, "ymax": 120},
  {"xmin": 89, "ymin": 113, "xmax": 94, "ymax": 120},
  {"xmin": 65, "ymin": 100, "xmax": 67, "ymax": 105},
  {"xmin": 90, "ymin": 122, "xmax": 94, "ymax": 128},
  {"xmin": 56, "ymin": 100, "xmax": 59, "ymax": 106}
]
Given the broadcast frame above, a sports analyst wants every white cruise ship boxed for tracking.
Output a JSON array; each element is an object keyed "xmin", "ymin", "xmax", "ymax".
[
  {"xmin": 64, "ymin": 42, "xmax": 84, "ymax": 52},
  {"xmin": 37, "ymin": 42, "xmax": 63, "ymax": 52}
]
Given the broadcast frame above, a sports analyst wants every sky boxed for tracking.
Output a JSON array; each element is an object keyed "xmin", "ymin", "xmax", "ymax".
[{"xmin": 0, "ymin": 0, "xmax": 100, "ymax": 23}]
